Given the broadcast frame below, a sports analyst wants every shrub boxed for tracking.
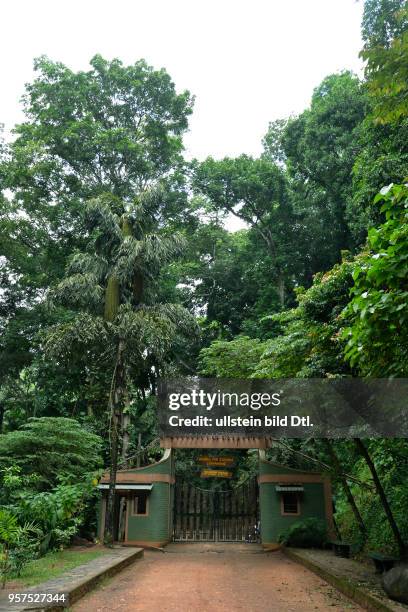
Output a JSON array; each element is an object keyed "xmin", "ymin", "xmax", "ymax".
[
  {"xmin": 0, "ymin": 510, "xmax": 40, "ymax": 588},
  {"xmin": 278, "ymin": 518, "xmax": 328, "ymax": 548}
]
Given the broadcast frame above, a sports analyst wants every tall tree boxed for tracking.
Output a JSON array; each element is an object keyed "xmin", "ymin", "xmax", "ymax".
[
  {"xmin": 346, "ymin": 1, "xmax": 408, "ymax": 242},
  {"xmin": 45, "ymin": 192, "xmax": 195, "ymax": 542},
  {"xmin": 280, "ymin": 72, "xmax": 367, "ymax": 263},
  {"xmin": 192, "ymin": 155, "xmax": 294, "ymax": 307},
  {"xmin": 1, "ymin": 55, "xmax": 193, "ymax": 430}
]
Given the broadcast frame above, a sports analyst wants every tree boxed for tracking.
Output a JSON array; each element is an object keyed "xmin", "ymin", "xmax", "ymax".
[
  {"xmin": 350, "ymin": 116, "xmax": 408, "ymax": 243},
  {"xmin": 199, "ymin": 336, "xmax": 266, "ymax": 378},
  {"xmin": 0, "ymin": 56, "xmax": 194, "ymax": 433},
  {"xmin": 45, "ymin": 192, "xmax": 196, "ymax": 542},
  {"xmin": 362, "ymin": 0, "xmax": 408, "ymax": 123},
  {"xmin": 192, "ymin": 155, "xmax": 294, "ymax": 307},
  {"xmin": 362, "ymin": 0, "xmax": 407, "ymax": 46},
  {"xmin": 6, "ymin": 55, "xmax": 193, "ymax": 203},
  {"xmin": 253, "ymin": 257, "xmax": 354, "ymax": 379},
  {"xmin": 0, "ymin": 417, "xmax": 102, "ymax": 489},
  {"xmin": 344, "ymin": 2, "xmax": 408, "ymax": 242},
  {"xmin": 322, "ymin": 440, "xmax": 367, "ymax": 542},
  {"xmin": 280, "ymin": 72, "xmax": 367, "ymax": 261},
  {"xmin": 261, "ymin": 118, "xmax": 288, "ymax": 166},
  {"xmin": 354, "ymin": 437, "xmax": 407, "ymax": 558},
  {"xmin": 175, "ymin": 222, "xmax": 287, "ymax": 339}
]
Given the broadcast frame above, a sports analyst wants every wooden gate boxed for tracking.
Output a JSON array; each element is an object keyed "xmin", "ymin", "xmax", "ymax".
[{"xmin": 173, "ymin": 478, "xmax": 259, "ymax": 542}]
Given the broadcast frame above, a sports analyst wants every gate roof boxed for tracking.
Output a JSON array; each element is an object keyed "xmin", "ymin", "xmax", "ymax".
[{"xmin": 160, "ymin": 436, "xmax": 271, "ymax": 449}]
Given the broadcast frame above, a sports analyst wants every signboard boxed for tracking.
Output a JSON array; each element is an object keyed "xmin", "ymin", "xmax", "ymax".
[
  {"xmin": 200, "ymin": 469, "xmax": 233, "ymax": 479},
  {"xmin": 198, "ymin": 455, "xmax": 235, "ymax": 467}
]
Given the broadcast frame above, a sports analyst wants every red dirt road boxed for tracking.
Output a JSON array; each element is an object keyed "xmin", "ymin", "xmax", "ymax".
[{"xmin": 73, "ymin": 544, "xmax": 362, "ymax": 612}]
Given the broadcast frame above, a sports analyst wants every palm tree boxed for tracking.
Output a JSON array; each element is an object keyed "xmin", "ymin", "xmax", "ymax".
[{"xmin": 45, "ymin": 190, "xmax": 195, "ymax": 542}]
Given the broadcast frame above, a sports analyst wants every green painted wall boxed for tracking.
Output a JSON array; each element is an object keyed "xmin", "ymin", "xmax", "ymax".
[
  {"xmin": 259, "ymin": 457, "xmax": 328, "ymax": 544},
  {"xmin": 127, "ymin": 482, "xmax": 171, "ymax": 543},
  {"xmin": 99, "ymin": 450, "xmax": 174, "ymax": 544},
  {"xmin": 126, "ymin": 451, "xmax": 174, "ymax": 543},
  {"xmin": 259, "ymin": 482, "xmax": 327, "ymax": 544}
]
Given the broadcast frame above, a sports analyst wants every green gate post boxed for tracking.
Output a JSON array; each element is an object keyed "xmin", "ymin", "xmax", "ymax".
[{"xmin": 258, "ymin": 450, "xmax": 334, "ymax": 548}]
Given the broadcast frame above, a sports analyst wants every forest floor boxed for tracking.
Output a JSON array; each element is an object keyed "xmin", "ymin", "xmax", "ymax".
[{"xmin": 72, "ymin": 543, "xmax": 363, "ymax": 612}]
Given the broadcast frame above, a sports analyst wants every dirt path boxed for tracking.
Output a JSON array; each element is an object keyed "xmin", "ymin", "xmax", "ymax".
[{"xmin": 72, "ymin": 543, "xmax": 363, "ymax": 612}]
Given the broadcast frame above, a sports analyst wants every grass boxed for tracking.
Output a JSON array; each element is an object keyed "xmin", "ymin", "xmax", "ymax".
[{"xmin": 10, "ymin": 547, "xmax": 109, "ymax": 587}]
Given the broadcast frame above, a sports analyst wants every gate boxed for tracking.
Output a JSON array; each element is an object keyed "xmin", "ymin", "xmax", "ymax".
[{"xmin": 173, "ymin": 477, "xmax": 258, "ymax": 542}]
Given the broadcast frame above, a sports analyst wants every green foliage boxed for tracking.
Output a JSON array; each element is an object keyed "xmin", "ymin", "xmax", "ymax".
[
  {"xmin": 0, "ymin": 54, "xmax": 194, "ymax": 431},
  {"xmin": 7, "ymin": 55, "xmax": 193, "ymax": 201},
  {"xmin": 351, "ymin": 116, "xmax": 408, "ymax": 243},
  {"xmin": 200, "ymin": 256, "xmax": 354, "ymax": 381},
  {"xmin": 0, "ymin": 509, "xmax": 20, "ymax": 547},
  {"xmin": 261, "ymin": 118, "xmax": 289, "ymax": 165},
  {"xmin": 0, "ymin": 417, "xmax": 102, "ymax": 488},
  {"xmin": 252, "ymin": 311, "xmax": 312, "ymax": 378},
  {"xmin": 334, "ymin": 439, "xmax": 408, "ymax": 555},
  {"xmin": 193, "ymin": 155, "xmax": 295, "ymax": 306},
  {"xmin": 199, "ymin": 336, "xmax": 266, "ymax": 378},
  {"xmin": 0, "ymin": 464, "xmax": 100, "ymax": 554},
  {"xmin": 1, "ymin": 7, "xmax": 408, "ymax": 564},
  {"xmin": 278, "ymin": 518, "xmax": 328, "ymax": 548},
  {"xmin": 343, "ymin": 183, "xmax": 408, "ymax": 375},
  {"xmin": 46, "ymin": 194, "xmax": 196, "ymax": 369},
  {"xmin": 362, "ymin": 1, "xmax": 408, "ymax": 123},
  {"xmin": 16, "ymin": 479, "xmax": 98, "ymax": 550},
  {"xmin": 0, "ymin": 509, "xmax": 40, "ymax": 588},
  {"xmin": 281, "ymin": 72, "xmax": 367, "ymax": 262},
  {"xmin": 362, "ymin": 0, "xmax": 407, "ymax": 46},
  {"xmin": 7, "ymin": 532, "xmax": 40, "ymax": 578}
]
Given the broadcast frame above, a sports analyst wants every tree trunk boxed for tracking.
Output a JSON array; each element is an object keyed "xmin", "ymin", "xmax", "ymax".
[
  {"xmin": 136, "ymin": 432, "xmax": 142, "ymax": 468},
  {"xmin": 277, "ymin": 273, "xmax": 285, "ymax": 309},
  {"xmin": 103, "ymin": 214, "xmax": 133, "ymax": 543},
  {"xmin": 121, "ymin": 411, "xmax": 131, "ymax": 465},
  {"xmin": 324, "ymin": 440, "xmax": 367, "ymax": 541},
  {"xmin": 0, "ymin": 404, "xmax": 4, "ymax": 434},
  {"xmin": 104, "ymin": 276, "xmax": 120, "ymax": 322},
  {"xmin": 354, "ymin": 438, "xmax": 406, "ymax": 559},
  {"xmin": 104, "ymin": 338, "xmax": 126, "ymax": 545},
  {"xmin": 117, "ymin": 497, "xmax": 127, "ymax": 542}
]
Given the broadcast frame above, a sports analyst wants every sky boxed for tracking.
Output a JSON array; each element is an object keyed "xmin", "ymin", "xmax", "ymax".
[{"xmin": 1, "ymin": 0, "xmax": 364, "ymax": 163}]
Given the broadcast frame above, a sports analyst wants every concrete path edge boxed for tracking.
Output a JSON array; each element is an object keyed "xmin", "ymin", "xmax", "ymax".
[
  {"xmin": 283, "ymin": 547, "xmax": 400, "ymax": 612},
  {"xmin": 61, "ymin": 547, "xmax": 144, "ymax": 610},
  {"xmin": 0, "ymin": 547, "xmax": 144, "ymax": 612}
]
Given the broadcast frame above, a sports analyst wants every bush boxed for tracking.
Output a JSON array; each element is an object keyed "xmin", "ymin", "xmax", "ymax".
[
  {"xmin": 15, "ymin": 477, "xmax": 99, "ymax": 551},
  {"xmin": 1, "ymin": 465, "xmax": 100, "ymax": 558},
  {"xmin": 8, "ymin": 533, "xmax": 40, "ymax": 577},
  {"xmin": 278, "ymin": 518, "xmax": 328, "ymax": 548},
  {"xmin": 0, "ymin": 509, "xmax": 40, "ymax": 588}
]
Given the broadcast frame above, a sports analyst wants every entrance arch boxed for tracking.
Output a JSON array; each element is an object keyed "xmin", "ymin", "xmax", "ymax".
[{"xmin": 97, "ymin": 437, "xmax": 334, "ymax": 548}]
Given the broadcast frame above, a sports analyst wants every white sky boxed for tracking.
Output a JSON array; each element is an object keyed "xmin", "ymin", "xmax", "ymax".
[{"xmin": 2, "ymin": 0, "xmax": 364, "ymax": 162}]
